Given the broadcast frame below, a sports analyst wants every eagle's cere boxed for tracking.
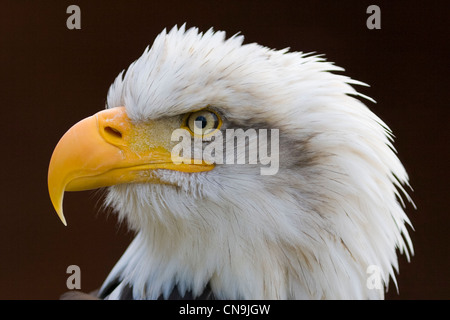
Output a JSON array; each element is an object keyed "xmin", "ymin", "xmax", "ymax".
[{"xmin": 48, "ymin": 25, "xmax": 413, "ymax": 299}]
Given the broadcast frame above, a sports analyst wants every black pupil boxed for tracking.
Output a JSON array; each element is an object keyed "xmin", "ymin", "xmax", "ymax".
[{"xmin": 195, "ymin": 115, "xmax": 207, "ymax": 128}]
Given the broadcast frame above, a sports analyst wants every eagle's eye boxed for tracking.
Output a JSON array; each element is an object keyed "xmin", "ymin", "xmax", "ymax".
[{"xmin": 184, "ymin": 109, "xmax": 222, "ymax": 137}]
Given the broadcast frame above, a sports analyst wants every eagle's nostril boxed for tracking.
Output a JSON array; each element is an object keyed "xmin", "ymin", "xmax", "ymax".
[{"xmin": 104, "ymin": 126, "xmax": 123, "ymax": 139}]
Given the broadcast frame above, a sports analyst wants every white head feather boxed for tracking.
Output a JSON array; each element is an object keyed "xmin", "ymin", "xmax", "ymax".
[{"xmin": 100, "ymin": 25, "xmax": 413, "ymax": 299}]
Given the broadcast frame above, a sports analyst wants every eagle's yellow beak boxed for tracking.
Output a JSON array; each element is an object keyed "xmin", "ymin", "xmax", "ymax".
[{"xmin": 48, "ymin": 107, "xmax": 213, "ymax": 226}]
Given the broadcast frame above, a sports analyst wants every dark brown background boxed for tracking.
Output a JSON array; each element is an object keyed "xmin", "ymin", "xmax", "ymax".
[{"xmin": 1, "ymin": 0, "xmax": 448, "ymax": 300}]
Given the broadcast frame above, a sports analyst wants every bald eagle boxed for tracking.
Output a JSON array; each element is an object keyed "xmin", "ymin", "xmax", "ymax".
[{"xmin": 48, "ymin": 25, "xmax": 413, "ymax": 300}]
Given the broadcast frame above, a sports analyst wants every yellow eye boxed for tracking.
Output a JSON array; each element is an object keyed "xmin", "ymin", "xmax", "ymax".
[{"xmin": 184, "ymin": 109, "xmax": 222, "ymax": 137}]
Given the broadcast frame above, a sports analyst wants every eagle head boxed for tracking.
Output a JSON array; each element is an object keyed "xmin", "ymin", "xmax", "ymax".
[{"xmin": 48, "ymin": 25, "xmax": 413, "ymax": 299}]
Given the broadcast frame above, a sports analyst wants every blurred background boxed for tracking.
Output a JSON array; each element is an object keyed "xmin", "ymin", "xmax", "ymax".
[{"xmin": 1, "ymin": 0, "xmax": 448, "ymax": 299}]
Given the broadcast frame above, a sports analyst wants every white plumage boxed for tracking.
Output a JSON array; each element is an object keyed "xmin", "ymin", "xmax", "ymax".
[{"xmin": 93, "ymin": 25, "xmax": 413, "ymax": 299}]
